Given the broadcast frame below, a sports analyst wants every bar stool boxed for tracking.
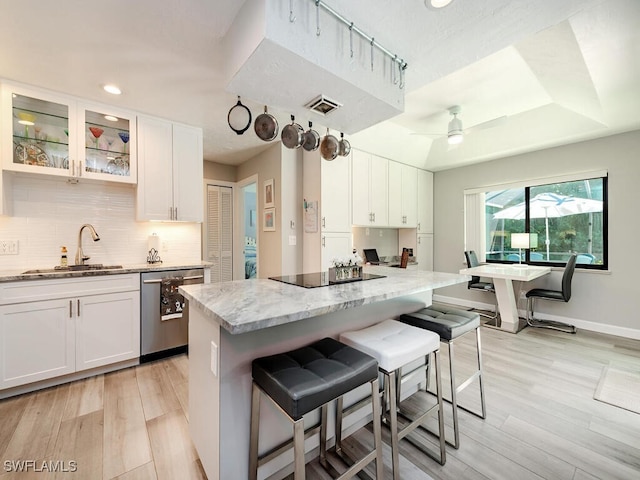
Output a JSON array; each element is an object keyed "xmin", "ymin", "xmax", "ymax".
[
  {"xmin": 400, "ymin": 305, "xmax": 486, "ymax": 449},
  {"xmin": 340, "ymin": 319, "xmax": 446, "ymax": 480},
  {"xmin": 249, "ymin": 337, "xmax": 383, "ymax": 480}
]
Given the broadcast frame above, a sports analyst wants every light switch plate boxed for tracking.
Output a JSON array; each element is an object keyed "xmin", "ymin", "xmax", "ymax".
[
  {"xmin": 0, "ymin": 240, "xmax": 18, "ymax": 255},
  {"xmin": 210, "ymin": 341, "xmax": 218, "ymax": 376},
  {"xmin": 288, "ymin": 235, "xmax": 296, "ymax": 246}
]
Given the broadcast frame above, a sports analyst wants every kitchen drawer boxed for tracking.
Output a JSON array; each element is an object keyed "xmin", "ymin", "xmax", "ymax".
[{"xmin": 0, "ymin": 273, "xmax": 140, "ymax": 305}]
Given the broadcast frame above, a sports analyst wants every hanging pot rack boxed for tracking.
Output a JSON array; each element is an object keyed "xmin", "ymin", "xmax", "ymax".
[{"xmin": 291, "ymin": 0, "xmax": 408, "ymax": 89}]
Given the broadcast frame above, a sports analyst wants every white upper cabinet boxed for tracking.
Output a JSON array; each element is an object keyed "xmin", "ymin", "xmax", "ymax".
[
  {"xmin": 417, "ymin": 169, "xmax": 434, "ymax": 233},
  {"xmin": 321, "ymin": 154, "xmax": 351, "ymax": 232},
  {"xmin": 1, "ymin": 82, "xmax": 136, "ymax": 184},
  {"xmin": 352, "ymin": 149, "xmax": 388, "ymax": 226},
  {"xmin": 137, "ymin": 115, "xmax": 203, "ymax": 222},
  {"xmin": 388, "ymin": 162, "xmax": 417, "ymax": 227}
]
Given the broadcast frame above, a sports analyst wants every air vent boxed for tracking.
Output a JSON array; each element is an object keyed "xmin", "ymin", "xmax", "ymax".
[{"xmin": 305, "ymin": 95, "xmax": 342, "ymax": 115}]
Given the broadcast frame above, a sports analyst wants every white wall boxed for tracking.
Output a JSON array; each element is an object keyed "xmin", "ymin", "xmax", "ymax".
[
  {"xmin": 433, "ymin": 130, "xmax": 640, "ymax": 338},
  {"xmin": 0, "ymin": 175, "xmax": 202, "ymax": 270}
]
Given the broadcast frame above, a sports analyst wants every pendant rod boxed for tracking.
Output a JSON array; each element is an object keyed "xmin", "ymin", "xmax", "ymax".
[{"xmin": 310, "ymin": 0, "xmax": 408, "ymax": 71}]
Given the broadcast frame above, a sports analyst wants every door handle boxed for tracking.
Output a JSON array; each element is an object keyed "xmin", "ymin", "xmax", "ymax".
[{"xmin": 322, "ymin": 236, "xmax": 326, "ymax": 247}]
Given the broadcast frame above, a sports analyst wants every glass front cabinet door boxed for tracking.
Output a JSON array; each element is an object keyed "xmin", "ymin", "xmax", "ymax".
[{"xmin": 2, "ymin": 83, "xmax": 136, "ymax": 184}]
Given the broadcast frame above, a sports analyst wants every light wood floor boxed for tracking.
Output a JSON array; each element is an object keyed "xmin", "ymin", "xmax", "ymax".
[{"xmin": 1, "ymin": 324, "xmax": 639, "ymax": 480}]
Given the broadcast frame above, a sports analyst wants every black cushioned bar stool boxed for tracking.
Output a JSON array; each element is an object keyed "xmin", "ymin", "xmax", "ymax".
[
  {"xmin": 400, "ymin": 305, "xmax": 486, "ymax": 449},
  {"xmin": 249, "ymin": 337, "xmax": 383, "ymax": 480}
]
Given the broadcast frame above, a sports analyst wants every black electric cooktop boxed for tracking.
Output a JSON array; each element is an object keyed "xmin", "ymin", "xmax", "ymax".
[{"xmin": 269, "ymin": 272, "xmax": 386, "ymax": 289}]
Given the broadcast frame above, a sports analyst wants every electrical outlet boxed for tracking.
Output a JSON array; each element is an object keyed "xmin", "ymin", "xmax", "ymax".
[
  {"xmin": 0, "ymin": 240, "xmax": 18, "ymax": 255},
  {"xmin": 520, "ymin": 290, "xmax": 527, "ymax": 299}
]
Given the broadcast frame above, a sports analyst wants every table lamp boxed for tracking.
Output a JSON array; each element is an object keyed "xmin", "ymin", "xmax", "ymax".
[{"xmin": 511, "ymin": 233, "xmax": 532, "ymax": 267}]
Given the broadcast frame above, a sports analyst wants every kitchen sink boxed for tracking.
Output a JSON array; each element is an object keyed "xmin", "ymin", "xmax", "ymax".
[{"xmin": 22, "ymin": 264, "xmax": 123, "ymax": 274}]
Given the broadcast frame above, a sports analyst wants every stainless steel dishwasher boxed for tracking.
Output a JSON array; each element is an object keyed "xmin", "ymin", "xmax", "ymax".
[{"xmin": 140, "ymin": 268, "xmax": 204, "ymax": 362}]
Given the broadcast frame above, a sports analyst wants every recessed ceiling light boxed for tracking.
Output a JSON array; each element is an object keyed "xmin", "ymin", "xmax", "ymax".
[
  {"xmin": 104, "ymin": 115, "xmax": 119, "ymax": 122},
  {"xmin": 103, "ymin": 84, "xmax": 122, "ymax": 95},
  {"xmin": 426, "ymin": 0, "xmax": 454, "ymax": 8}
]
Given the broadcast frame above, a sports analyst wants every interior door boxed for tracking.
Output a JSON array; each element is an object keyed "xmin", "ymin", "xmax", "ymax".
[
  {"xmin": 206, "ymin": 185, "xmax": 233, "ymax": 283},
  {"xmin": 241, "ymin": 182, "xmax": 258, "ymax": 279}
]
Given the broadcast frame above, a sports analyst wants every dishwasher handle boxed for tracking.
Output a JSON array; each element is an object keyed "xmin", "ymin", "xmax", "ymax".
[
  {"xmin": 143, "ymin": 275, "xmax": 204, "ymax": 284},
  {"xmin": 182, "ymin": 275, "xmax": 204, "ymax": 281}
]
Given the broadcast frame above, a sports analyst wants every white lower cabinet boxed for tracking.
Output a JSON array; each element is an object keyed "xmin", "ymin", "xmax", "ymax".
[
  {"xmin": 76, "ymin": 291, "xmax": 140, "ymax": 372},
  {"xmin": 0, "ymin": 299, "xmax": 75, "ymax": 388},
  {"xmin": 0, "ymin": 274, "xmax": 140, "ymax": 390}
]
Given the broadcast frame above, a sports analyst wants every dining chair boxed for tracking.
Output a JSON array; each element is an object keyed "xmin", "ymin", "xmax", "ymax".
[
  {"xmin": 464, "ymin": 251, "xmax": 498, "ymax": 322},
  {"xmin": 525, "ymin": 253, "xmax": 577, "ymax": 333}
]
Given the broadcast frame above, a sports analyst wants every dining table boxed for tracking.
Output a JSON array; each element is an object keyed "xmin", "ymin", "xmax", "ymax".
[{"xmin": 459, "ymin": 264, "xmax": 551, "ymax": 333}]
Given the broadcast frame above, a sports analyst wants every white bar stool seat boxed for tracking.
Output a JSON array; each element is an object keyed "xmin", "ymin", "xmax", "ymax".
[{"xmin": 340, "ymin": 319, "xmax": 446, "ymax": 479}]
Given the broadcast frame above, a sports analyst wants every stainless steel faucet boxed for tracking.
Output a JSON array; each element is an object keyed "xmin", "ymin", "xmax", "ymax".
[{"xmin": 75, "ymin": 224, "xmax": 100, "ymax": 265}]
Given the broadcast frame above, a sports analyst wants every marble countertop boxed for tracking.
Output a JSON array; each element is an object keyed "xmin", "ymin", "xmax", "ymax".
[
  {"xmin": 0, "ymin": 262, "xmax": 212, "ymax": 283},
  {"xmin": 180, "ymin": 266, "xmax": 471, "ymax": 335}
]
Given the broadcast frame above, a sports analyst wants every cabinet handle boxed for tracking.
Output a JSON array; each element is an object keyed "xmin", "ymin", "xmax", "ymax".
[
  {"xmin": 69, "ymin": 300, "xmax": 73, "ymax": 318},
  {"xmin": 322, "ymin": 217, "xmax": 326, "ymax": 228},
  {"xmin": 77, "ymin": 299, "xmax": 80, "ymax": 316},
  {"xmin": 322, "ymin": 236, "xmax": 326, "ymax": 247},
  {"xmin": 418, "ymin": 237, "xmax": 421, "ymax": 244},
  {"xmin": 372, "ymin": 212, "xmax": 376, "ymax": 222},
  {"xmin": 174, "ymin": 207, "xmax": 178, "ymax": 220},
  {"xmin": 78, "ymin": 160, "xmax": 82, "ymax": 177},
  {"xmin": 169, "ymin": 207, "xmax": 174, "ymax": 220},
  {"xmin": 418, "ymin": 222, "xmax": 421, "ymax": 230}
]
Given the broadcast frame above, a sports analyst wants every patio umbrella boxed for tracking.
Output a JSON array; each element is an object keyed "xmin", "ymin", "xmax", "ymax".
[{"xmin": 494, "ymin": 193, "xmax": 603, "ymax": 260}]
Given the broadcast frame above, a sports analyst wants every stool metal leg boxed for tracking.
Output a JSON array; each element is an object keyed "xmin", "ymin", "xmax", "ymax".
[
  {"xmin": 335, "ymin": 396, "xmax": 344, "ymax": 455},
  {"xmin": 319, "ymin": 404, "xmax": 329, "ymax": 468},
  {"xmin": 293, "ymin": 418, "xmax": 305, "ymax": 479},
  {"xmin": 370, "ymin": 378, "xmax": 384, "ymax": 480},
  {"xmin": 448, "ymin": 342, "xmax": 460, "ymax": 449},
  {"xmin": 433, "ymin": 350, "xmax": 447, "ymax": 464},
  {"xmin": 387, "ymin": 370, "xmax": 401, "ymax": 480},
  {"xmin": 249, "ymin": 382, "xmax": 261, "ymax": 480},
  {"xmin": 476, "ymin": 327, "xmax": 487, "ymax": 419}
]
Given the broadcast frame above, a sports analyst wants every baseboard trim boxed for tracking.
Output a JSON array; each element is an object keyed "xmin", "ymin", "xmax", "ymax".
[
  {"xmin": 433, "ymin": 294, "xmax": 640, "ymax": 340},
  {"xmin": 0, "ymin": 358, "xmax": 140, "ymax": 400}
]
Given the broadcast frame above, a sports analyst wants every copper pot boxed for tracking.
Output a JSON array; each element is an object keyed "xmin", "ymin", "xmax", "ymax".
[{"xmin": 320, "ymin": 129, "xmax": 339, "ymax": 161}]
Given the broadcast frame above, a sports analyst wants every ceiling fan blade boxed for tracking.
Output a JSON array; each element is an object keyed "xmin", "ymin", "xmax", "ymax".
[
  {"xmin": 465, "ymin": 115, "xmax": 508, "ymax": 133},
  {"xmin": 409, "ymin": 132, "xmax": 445, "ymax": 137}
]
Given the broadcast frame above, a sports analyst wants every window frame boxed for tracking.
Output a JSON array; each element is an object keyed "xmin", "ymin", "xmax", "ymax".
[{"xmin": 465, "ymin": 172, "xmax": 608, "ymax": 270}]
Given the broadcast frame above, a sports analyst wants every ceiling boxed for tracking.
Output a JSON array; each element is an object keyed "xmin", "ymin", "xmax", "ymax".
[{"xmin": 1, "ymin": 0, "xmax": 638, "ymax": 172}]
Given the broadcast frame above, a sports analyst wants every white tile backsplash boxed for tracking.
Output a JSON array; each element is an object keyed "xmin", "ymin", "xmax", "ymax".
[{"xmin": 0, "ymin": 175, "xmax": 202, "ymax": 270}]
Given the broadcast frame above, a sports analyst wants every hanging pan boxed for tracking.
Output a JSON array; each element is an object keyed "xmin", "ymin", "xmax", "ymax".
[
  {"xmin": 227, "ymin": 96, "xmax": 252, "ymax": 135},
  {"xmin": 281, "ymin": 115, "xmax": 304, "ymax": 149},
  {"xmin": 302, "ymin": 121, "xmax": 320, "ymax": 152},
  {"xmin": 320, "ymin": 128, "xmax": 339, "ymax": 161},
  {"xmin": 254, "ymin": 106, "xmax": 279, "ymax": 141},
  {"xmin": 338, "ymin": 132, "xmax": 351, "ymax": 156}
]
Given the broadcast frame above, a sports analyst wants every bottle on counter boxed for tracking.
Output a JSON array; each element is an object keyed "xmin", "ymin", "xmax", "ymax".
[{"xmin": 60, "ymin": 246, "xmax": 68, "ymax": 267}]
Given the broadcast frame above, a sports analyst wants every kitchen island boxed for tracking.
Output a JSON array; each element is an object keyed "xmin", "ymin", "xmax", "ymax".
[{"xmin": 180, "ymin": 266, "xmax": 470, "ymax": 480}]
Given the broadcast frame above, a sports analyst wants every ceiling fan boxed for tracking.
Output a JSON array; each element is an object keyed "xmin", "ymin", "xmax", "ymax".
[{"xmin": 412, "ymin": 105, "xmax": 508, "ymax": 145}]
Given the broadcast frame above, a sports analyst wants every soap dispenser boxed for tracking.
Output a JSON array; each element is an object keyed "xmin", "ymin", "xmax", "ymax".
[{"xmin": 60, "ymin": 246, "xmax": 68, "ymax": 267}]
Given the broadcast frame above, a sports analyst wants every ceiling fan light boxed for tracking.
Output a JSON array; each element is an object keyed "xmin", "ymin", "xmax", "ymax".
[
  {"xmin": 448, "ymin": 132, "xmax": 464, "ymax": 145},
  {"xmin": 427, "ymin": 0, "xmax": 454, "ymax": 8}
]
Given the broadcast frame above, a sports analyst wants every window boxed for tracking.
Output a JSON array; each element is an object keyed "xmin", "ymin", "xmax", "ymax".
[{"xmin": 483, "ymin": 177, "xmax": 607, "ymax": 269}]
